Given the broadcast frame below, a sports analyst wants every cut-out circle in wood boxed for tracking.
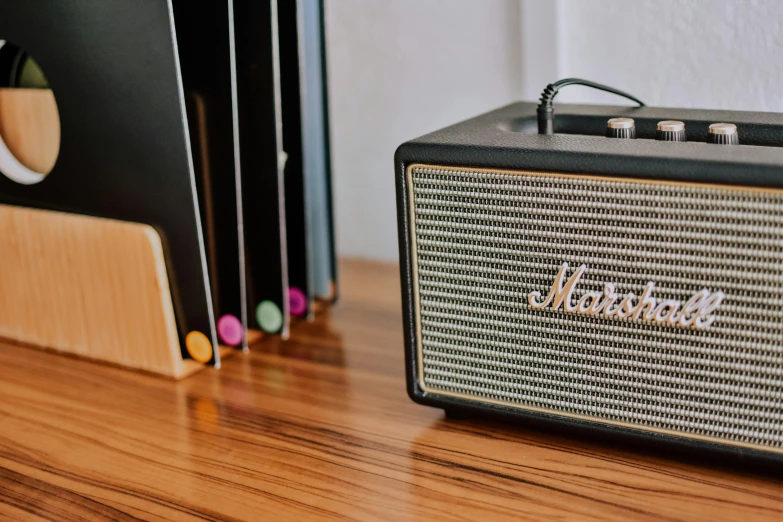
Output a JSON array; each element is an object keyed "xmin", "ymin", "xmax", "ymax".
[{"xmin": 0, "ymin": 39, "xmax": 60, "ymax": 184}]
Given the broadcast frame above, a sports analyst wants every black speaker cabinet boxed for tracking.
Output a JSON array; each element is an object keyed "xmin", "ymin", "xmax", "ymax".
[{"xmin": 396, "ymin": 102, "xmax": 783, "ymax": 464}]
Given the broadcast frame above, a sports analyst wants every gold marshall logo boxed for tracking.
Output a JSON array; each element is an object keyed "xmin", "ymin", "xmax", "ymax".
[{"xmin": 528, "ymin": 262, "xmax": 724, "ymax": 330}]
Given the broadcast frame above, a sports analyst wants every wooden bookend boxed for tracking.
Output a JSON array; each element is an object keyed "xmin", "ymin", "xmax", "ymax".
[{"xmin": 0, "ymin": 204, "xmax": 204, "ymax": 378}]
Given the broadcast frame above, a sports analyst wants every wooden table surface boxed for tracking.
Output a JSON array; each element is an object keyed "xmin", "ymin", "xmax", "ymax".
[{"xmin": 0, "ymin": 260, "xmax": 781, "ymax": 521}]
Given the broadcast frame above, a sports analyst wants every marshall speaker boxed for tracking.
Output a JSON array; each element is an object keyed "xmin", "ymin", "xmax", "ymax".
[{"xmin": 395, "ymin": 83, "xmax": 783, "ymax": 464}]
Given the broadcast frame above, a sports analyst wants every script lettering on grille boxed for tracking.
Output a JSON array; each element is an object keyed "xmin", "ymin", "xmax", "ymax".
[{"xmin": 528, "ymin": 262, "xmax": 723, "ymax": 330}]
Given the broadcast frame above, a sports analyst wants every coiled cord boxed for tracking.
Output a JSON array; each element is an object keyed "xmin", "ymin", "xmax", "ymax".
[{"xmin": 537, "ymin": 78, "xmax": 645, "ymax": 135}]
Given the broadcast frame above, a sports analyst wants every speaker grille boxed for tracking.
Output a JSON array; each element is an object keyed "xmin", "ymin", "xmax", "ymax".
[{"xmin": 409, "ymin": 165, "xmax": 783, "ymax": 451}]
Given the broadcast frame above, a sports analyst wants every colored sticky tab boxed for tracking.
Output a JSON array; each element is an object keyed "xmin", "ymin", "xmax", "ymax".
[
  {"xmin": 256, "ymin": 301, "xmax": 283, "ymax": 333},
  {"xmin": 217, "ymin": 314, "xmax": 243, "ymax": 346},
  {"xmin": 289, "ymin": 287, "xmax": 307, "ymax": 317},
  {"xmin": 185, "ymin": 331, "xmax": 212, "ymax": 363}
]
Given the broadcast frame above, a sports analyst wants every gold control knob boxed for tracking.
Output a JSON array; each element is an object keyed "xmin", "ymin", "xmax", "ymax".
[
  {"xmin": 606, "ymin": 118, "xmax": 636, "ymax": 139},
  {"xmin": 656, "ymin": 120, "xmax": 686, "ymax": 142},
  {"xmin": 707, "ymin": 123, "xmax": 739, "ymax": 145}
]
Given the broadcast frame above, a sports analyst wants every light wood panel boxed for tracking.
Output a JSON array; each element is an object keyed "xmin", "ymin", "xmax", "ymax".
[
  {"xmin": 0, "ymin": 259, "xmax": 779, "ymax": 521},
  {"xmin": 0, "ymin": 88, "xmax": 60, "ymax": 174},
  {"xmin": 0, "ymin": 204, "xmax": 200, "ymax": 378}
]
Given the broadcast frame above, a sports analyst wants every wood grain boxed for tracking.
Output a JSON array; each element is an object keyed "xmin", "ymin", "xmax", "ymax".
[
  {"xmin": 0, "ymin": 204, "xmax": 200, "ymax": 378},
  {"xmin": 0, "ymin": 88, "xmax": 60, "ymax": 174},
  {"xmin": 0, "ymin": 259, "xmax": 780, "ymax": 521}
]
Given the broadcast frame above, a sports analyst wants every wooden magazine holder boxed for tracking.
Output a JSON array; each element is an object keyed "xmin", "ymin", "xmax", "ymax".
[{"xmin": 0, "ymin": 88, "xmax": 204, "ymax": 378}]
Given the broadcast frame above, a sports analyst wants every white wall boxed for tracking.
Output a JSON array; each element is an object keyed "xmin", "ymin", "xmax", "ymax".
[
  {"xmin": 326, "ymin": 0, "xmax": 783, "ymax": 262},
  {"xmin": 325, "ymin": 0, "xmax": 522, "ymax": 262},
  {"xmin": 522, "ymin": 0, "xmax": 783, "ymax": 110}
]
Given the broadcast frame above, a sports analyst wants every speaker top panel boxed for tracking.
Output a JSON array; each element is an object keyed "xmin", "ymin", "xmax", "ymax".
[{"xmin": 396, "ymin": 102, "xmax": 783, "ymax": 188}]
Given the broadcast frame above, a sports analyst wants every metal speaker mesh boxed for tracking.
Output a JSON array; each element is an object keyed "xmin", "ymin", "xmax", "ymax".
[{"xmin": 409, "ymin": 165, "xmax": 783, "ymax": 452}]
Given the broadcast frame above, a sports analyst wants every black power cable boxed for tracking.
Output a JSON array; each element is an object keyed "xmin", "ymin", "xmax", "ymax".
[{"xmin": 537, "ymin": 78, "xmax": 645, "ymax": 135}]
